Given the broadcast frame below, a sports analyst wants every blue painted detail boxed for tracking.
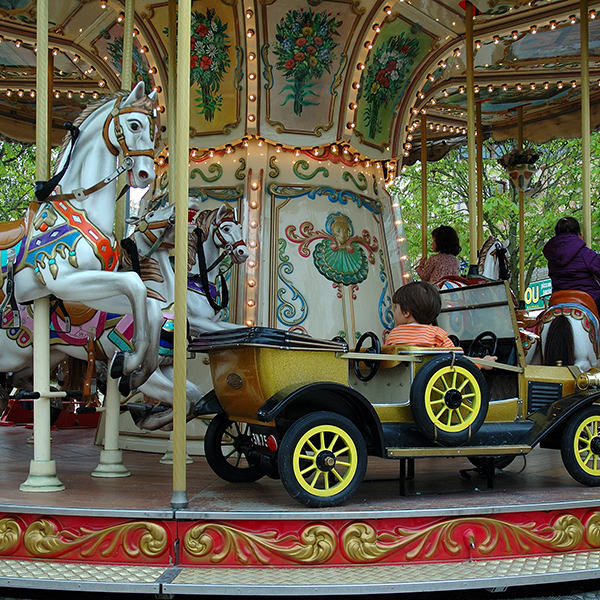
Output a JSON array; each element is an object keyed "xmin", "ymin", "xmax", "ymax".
[{"xmin": 276, "ymin": 238, "xmax": 308, "ymax": 327}]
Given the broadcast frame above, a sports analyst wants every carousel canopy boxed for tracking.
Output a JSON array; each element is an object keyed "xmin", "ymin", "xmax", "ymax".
[{"xmin": 0, "ymin": 0, "xmax": 596, "ymax": 162}]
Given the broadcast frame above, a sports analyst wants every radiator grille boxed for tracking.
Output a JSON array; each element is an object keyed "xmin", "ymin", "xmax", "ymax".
[{"xmin": 528, "ymin": 381, "xmax": 562, "ymax": 412}]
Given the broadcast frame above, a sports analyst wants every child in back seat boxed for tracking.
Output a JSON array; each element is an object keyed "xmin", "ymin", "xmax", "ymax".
[{"xmin": 385, "ymin": 282, "xmax": 497, "ymax": 367}]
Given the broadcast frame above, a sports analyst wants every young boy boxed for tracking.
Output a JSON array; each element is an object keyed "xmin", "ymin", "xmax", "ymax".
[{"xmin": 385, "ymin": 281, "xmax": 455, "ymax": 347}]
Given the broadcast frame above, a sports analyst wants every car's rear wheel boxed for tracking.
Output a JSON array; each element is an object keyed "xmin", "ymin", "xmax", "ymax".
[
  {"xmin": 204, "ymin": 414, "xmax": 264, "ymax": 483},
  {"xmin": 278, "ymin": 411, "xmax": 367, "ymax": 508},
  {"xmin": 561, "ymin": 404, "xmax": 600, "ymax": 487},
  {"xmin": 410, "ymin": 354, "xmax": 489, "ymax": 446}
]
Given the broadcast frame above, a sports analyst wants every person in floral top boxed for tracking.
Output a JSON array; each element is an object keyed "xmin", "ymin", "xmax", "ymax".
[{"xmin": 415, "ymin": 226, "xmax": 461, "ymax": 284}]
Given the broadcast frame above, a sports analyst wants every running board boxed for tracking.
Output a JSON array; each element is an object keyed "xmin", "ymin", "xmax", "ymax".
[{"xmin": 387, "ymin": 444, "xmax": 531, "ymax": 458}]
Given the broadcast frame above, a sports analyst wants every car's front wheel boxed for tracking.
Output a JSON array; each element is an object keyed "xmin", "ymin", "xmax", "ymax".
[{"xmin": 278, "ymin": 411, "xmax": 367, "ymax": 508}]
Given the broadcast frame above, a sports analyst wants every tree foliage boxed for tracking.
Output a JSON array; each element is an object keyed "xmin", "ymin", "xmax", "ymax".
[{"xmin": 389, "ymin": 135, "xmax": 600, "ymax": 296}]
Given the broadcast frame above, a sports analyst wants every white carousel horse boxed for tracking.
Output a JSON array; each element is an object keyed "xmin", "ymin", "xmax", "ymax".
[
  {"xmin": 0, "ymin": 203, "xmax": 177, "ymax": 390},
  {"xmin": 186, "ymin": 204, "xmax": 249, "ymax": 336},
  {"xmin": 0, "ymin": 81, "xmax": 158, "ymax": 391},
  {"xmin": 521, "ymin": 291, "xmax": 599, "ymax": 372}
]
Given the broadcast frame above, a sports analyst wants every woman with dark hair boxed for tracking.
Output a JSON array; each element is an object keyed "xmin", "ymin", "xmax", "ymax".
[
  {"xmin": 415, "ymin": 225, "xmax": 461, "ymax": 284},
  {"xmin": 543, "ymin": 216, "xmax": 600, "ymax": 314}
]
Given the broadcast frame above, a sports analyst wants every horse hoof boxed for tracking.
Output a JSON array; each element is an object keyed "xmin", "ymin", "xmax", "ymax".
[
  {"xmin": 118, "ymin": 376, "xmax": 132, "ymax": 397},
  {"xmin": 110, "ymin": 352, "xmax": 126, "ymax": 379}
]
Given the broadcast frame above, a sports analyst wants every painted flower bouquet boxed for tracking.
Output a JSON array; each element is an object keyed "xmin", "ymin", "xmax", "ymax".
[
  {"xmin": 497, "ymin": 148, "xmax": 539, "ymax": 169},
  {"xmin": 190, "ymin": 8, "xmax": 231, "ymax": 121},
  {"xmin": 272, "ymin": 7, "xmax": 341, "ymax": 116},
  {"xmin": 362, "ymin": 32, "xmax": 420, "ymax": 139}
]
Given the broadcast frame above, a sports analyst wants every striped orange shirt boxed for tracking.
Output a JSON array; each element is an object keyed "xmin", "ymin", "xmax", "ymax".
[{"xmin": 385, "ymin": 323, "xmax": 454, "ymax": 348}]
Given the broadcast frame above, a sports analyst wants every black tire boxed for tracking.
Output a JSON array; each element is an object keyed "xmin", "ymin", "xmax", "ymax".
[
  {"xmin": 278, "ymin": 411, "xmax": 367, "ymax": 508},
  {"xmin": 561, "ymin": 404, "xmax": 600, "ymax": 487},
  {"xmin": 204, "ymin": 414, "xmax": 264, "ymax": 483},
  {"xmin": 410, "ymin": 354, "xmax": 489, "ymax": 446},
  {"xmin": 468, "ymin": 455, "xmax": 516, "ymax": 472}
]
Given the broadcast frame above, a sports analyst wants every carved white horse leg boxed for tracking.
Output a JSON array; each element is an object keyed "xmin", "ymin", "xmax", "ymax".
[{"xmin": 131, "ymin": 363, "xmax": 204, "ymax": 431}]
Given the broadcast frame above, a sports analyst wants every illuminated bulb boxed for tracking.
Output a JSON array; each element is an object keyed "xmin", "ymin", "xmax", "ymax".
[
  {"xmin": 248, "ymin": 52, "xmax": 255, "ymax": 61},
  {"xmin": 30, "ymin": 90, "xmax": 35, "ymax": 97},
  {"xmin": 258, "ymin": 138, "xmax": 264, "ymax": 147},
  {"xmin": 99, "ymin": 80, "xmax": 106, "ymax": 87},
  {"xmin": 373, "ymin": 24, "xmax": 381, "ymax": 32},
  {"xmin": 550, "ymin": 20, "xmax": 557, "ymax": 29},
  {"xmin": 474, "ymin": 85, "xmax": 480, "ymax": 93},
  {"xmin": 543, "ymin": 81, "xmax": 549, "ymax": 89},
  {"xmin": 530, "ymin": 25, "xmax": 537, "ymax": 34},
  {"xmin": 418, "ymin": 92, "xmax": 425, "ymax": 99},
  {"xmin": 251, "ymin": 181, "xmax": 259, "ymax": 189},
  {"xmin": 384, "ymin": 5, "xmax": 392, "ymax": 14},
  {"xmin": 487, "ymin": 84, "xmax": 494, "ymax": 92},
  {"xmin": 243, "ymin": 139, "xmax": 249, "ymax": 147},
  {"xmin": 571, "ymin": 80, "xmax": 577, "ymax": 88},
  {"xmin": 191, "ymin": 149, "xmax": 197, "ymax": 158},
  {"xmin": 453, "ymin": 48, "xmax": 461, "ymax": 56},
  {"xmin": 404, "ymin": 143, "xmax": 412, "ymax": 150},
  {"xmin": 443, "ymin": 89, "xmax": 449, "ymax": 97},
  {"xmin": 79, "ymin": 91, "xmax": 85, "ymax": 98},
  {"xmin": 248, "ymin": 73, "xmax": 256, "ymax": 80},
  {"xmin": 248, "ymin": 279, "xmax": 256, "ymax": 287},
  {"xmin": 357, "ymin": 63, "xmax": 365, "ymax": 70},
  {"xmin": 66, "ymin": 90, "xmax": 73, "ymax": 98},
  {"xmin": 249, "ymin": 93, "xmax": 256, "ymax": 101},
  {"xmin": 511, "ymin": 31, "xmax": 518, "ymax": 39},
  {"xmin": 249, "ymin": 240, "xmax": 257, "ymax": 248},
  {"xmin": 458, "ymin": 86, "xmax": 465, "ymax": 93},
  {"xmin": 349, "ymin": 102, "xmax": 358, "ymax": 110},
  {"xmin": 248, "ymin": 114, "xmax": 255, "ymax": 121},
  {"xmin": 248, "ymin": 260, "xmax": 256, "ymax": 268},
  {"xmin": 365, "ymin": 41, "xmax": 373, "ymax": 49},
  {"xmin": 14, "ymin": 40, "xmax": 21, "ymax": 48},
  {"xmin": 403, "ymin": 273, "xmax": 410, "ymax": 279},
  {"xmin": 591, "ymin": 10, "xmax": 597, "ymax": 19},
  {"xmin": 246, "ymin": 9, "xmax": 253, "ymax": 18},
  {"xmin": 403, "ymin": 151, "xmax": 409, "ymax": 157},
  {"xmin": 475, "ymin": 40, "xmax": 481, "ymax": 49},
  {"xmin": 294, "ymin": 148, "xmax": 300, "ymax": 156},
  {"xmin": 52, "ymin": 48, "xmax": 59, "ymax": 56},
  {"xmin": 502, "ymin": 83, "xmax": 508, "ymax": 91},
  {"xmin": 92, "ymin": 92, "xmax": 99, "ymax": 99},
  {"xmin": 246, "ymin": 320, "xmax": 254, "ymax": 326},
  {"xmin": 516, "ymin": 83, "xmax": 522, "ymax": 91},
  {"xmin": 208, "ymin": 149, "xmax": 215, "ymax": 157},
  {"xmin": 276, "ymin": 145, "xmax": 282, "ymax": 153},
  {"xmin": 17, "ymin": 89, "xmax": 23, "ymax": 97},
  {"xmin": 439, "ymin": 60, "xmax": 447, "ymax": 68},
  {"xmin": 250, "ymin": 200, "xmax": 258, "ymax": 209},
  {"xmin": 570, "ymin": 15, "xmax": 577, "ymax": 24},
  {"xmin": 117, "ymin": 12, "xmax": 124, "ymax": 23},
  {"xmin": 352, "ymin": 82, "xmax": 361, "ymax": 89},
  {"xmin": 428, "ymin": 73, "xmax": 435, "ymax": 81},
  {"xmin": 250, "ymin": 221, "xmax": 258, "ymax": 228},
  {"xmin": 530, "ymin": 83, "xmax": 536, "ymax": 90},
  {"xmin": 226, "ymin": 145, "xmax": 233, "ymax": 154},
  {"xmin": 247, "ymin": 300, "xmax": 255, "ymax": 307},
  {"xmin": 365, "ymin": 160, "xmax": 371, "ymax": 167},
  {"xmin": 247, "ymin": 29, "xmax": 254, "ymax": 38},
  {"xmin": 100, "ymin": 0, "xmax": 107, "ymax": 7},
  {"xmin": 493, "ymin": 36, "xmax": 500, "ymax": 44},
  {"xmin": 557, "ymin": 81, "xmax": 564, "ymax": 89},
  {"xmin": 54, "ymin": 91, "xmax": 60, "ymax": 98}
]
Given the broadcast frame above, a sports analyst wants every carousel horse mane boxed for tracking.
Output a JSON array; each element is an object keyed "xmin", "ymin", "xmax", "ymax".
[
  {"xmin": 477, "ymin": 236, "xmax": 496, "ymax": 275},
  {"xmin": 478, "ymin": 235, "xmax": 510, "ymax": 281},
  {"xmin": 119, "ymin": 247, "xmax": 166, "ymax": 303}
]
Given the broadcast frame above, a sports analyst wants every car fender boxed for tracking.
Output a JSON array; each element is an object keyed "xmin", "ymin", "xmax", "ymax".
[
  {"xmin": 257, "ymin": 381, "xmax": 385, "ymax": 457},
  {"xmin": 526, "ymin": 389, "xmax": 600, "ymax": 446},
  {"xmin": 192, "ymin": 389, "xmax": 225, "ymax": 417}
]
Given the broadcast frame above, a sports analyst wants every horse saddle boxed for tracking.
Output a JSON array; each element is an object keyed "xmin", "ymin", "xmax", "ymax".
[
  {"xmin": 52, "ymin": 301, "xmax": 98, "ymax": 327},
  {"xmin": 549, "ymin": 290, "xmax": 599, "ymax": 320},
  {"xmin": 0, "ymin": 202, "xmax": 38, "ymax": 251}
]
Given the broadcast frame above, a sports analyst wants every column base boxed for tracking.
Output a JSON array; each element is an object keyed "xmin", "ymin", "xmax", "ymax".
[
  {"xmin": 20, "ymin": 460, "xmax": 65, "ymax": 492},
  {"xmin": 91, "ymin": 449, "xmax": 130, "ymax": 478}
]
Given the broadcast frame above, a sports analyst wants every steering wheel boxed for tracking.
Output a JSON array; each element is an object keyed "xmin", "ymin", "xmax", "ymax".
[
  {"xmin": 467, "ymin": 331, "xmax": 498, "ymax": 358},
  {"xmin": 353, "ymin": 332, "xmax": 381, "ymax": 382}
]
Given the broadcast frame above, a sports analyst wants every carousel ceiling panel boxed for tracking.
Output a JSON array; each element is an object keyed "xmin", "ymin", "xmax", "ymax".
[{"xmin": 0, "ymin": 0, "xmax": 594, "ymax": 160}]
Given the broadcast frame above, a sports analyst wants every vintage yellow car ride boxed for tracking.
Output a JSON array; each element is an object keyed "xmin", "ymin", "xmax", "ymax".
[{"xmin": 189, "ymin": 281, "xmax": 600, "ymax": 508}]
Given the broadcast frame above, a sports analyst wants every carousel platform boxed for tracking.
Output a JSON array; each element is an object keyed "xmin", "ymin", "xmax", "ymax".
[{"xmin": 2, "ymin": 426, "xmax": 600, "ymax": 596}]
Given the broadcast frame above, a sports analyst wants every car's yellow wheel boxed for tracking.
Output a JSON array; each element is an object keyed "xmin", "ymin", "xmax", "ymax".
[
  {"xmin": 410, "ymin": 355, "xmax": 489, "ymax": 445},
  {"xmin": 278, "ymin": 411, "xmax": 367, "ymax": 508},
  {"xmin": 561, "ymin": 404, "xmax": 600, "ymax": 486}
]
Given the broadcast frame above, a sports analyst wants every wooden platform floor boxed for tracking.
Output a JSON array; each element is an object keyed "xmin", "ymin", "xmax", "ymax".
[{"xmin": 1, "ymin": 424, "xmax": 599, "ymax": 516}]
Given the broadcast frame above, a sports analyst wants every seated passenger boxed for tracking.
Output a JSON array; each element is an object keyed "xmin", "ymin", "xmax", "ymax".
[
  {"xmin": 386, "ymin": 282, "xmax": 496, "ymax": 368},
  {"xmin": 385, "ymin": 281, "xmax": 455, "ymax": 347}
]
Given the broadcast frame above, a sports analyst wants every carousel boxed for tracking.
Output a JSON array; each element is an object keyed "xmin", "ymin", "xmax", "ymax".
[{"xmin": 0, "ymin": 0, "xmax": 599, "ymax": 596}]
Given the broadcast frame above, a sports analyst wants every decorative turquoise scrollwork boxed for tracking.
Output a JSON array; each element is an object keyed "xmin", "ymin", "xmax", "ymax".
[
  {"xmin": 342, "ymin": 171, "xmax": 368, "ymax": 191},
  {"xmin": 276, "ymin": 239, "xmax": 308, "ymax": 327},
  {"xmin": 268, "ymin": 183, "xmax": 382, "ymax": 214},
  {"xmin": 189, "ymin": 185, "xmax": 245, "ymax": 203},
  {"xmin": 293, "ymin": 160, "xmax": 330, "ymax": 181},
  {"xmin": 378, "ymin": 250, "xmax": 394, "ymax": 330}
]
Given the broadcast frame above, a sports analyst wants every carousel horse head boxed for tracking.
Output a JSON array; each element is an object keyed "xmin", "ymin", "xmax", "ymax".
[
  {"xmin": 126, "ymin": 203, "xmax": 176, "ymax": 257},
  {"xmin": 190, "ymin": 203, "xmax": 249, "ymax": 268},
  {"xmin": 478, "ymin": 236, "xmax": 511, "ymax": 281},
  {"xmin": 54, "ymin": 80, "xmax": 158, "ymax": 194}
]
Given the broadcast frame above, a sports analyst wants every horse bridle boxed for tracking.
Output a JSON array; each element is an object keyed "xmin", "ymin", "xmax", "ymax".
[{"xmin": 208, "ymin": 215, "xmax": 247, "ymax": 271}]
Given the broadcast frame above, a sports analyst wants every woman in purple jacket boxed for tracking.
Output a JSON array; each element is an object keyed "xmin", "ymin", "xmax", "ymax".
[{"xmin": 543, "ymin": 216, "xmax": 600, "ymax": 314}]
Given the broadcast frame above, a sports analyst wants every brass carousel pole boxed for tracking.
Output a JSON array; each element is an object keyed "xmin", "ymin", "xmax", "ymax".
[
  {"xmin": 171, "ymin": 0, "xmax": 191, "ymax": 509},
  {"xmin": 21, "ymin": 0, "xmax": 64, "ymax": 492},
  {"xmin": 518, "ymin": 107, "xmax": 525, "ymax": 306},
  {"xmin": 476, "ymin": 101, "xmax": 484, "ymax": 249},
  {"xmin": 581, "ymin": 0, "xmax": 591, "ymax": 245},
  {"xmin": 421, "ymin": 113, "xmax": 428, "ymax": 262},
  {"xmin": 114, "ymin": 0, "xmax": 135, "ymax": 242},
  {"xmin": 465, "ymin": 1, "xmax": 478, "ymax": 275}
]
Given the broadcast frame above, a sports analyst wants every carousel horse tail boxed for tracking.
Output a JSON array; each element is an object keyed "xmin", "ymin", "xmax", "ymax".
[{"xmin": 544, "ymin": 315, "xmax": 574, "ymax": 367}]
